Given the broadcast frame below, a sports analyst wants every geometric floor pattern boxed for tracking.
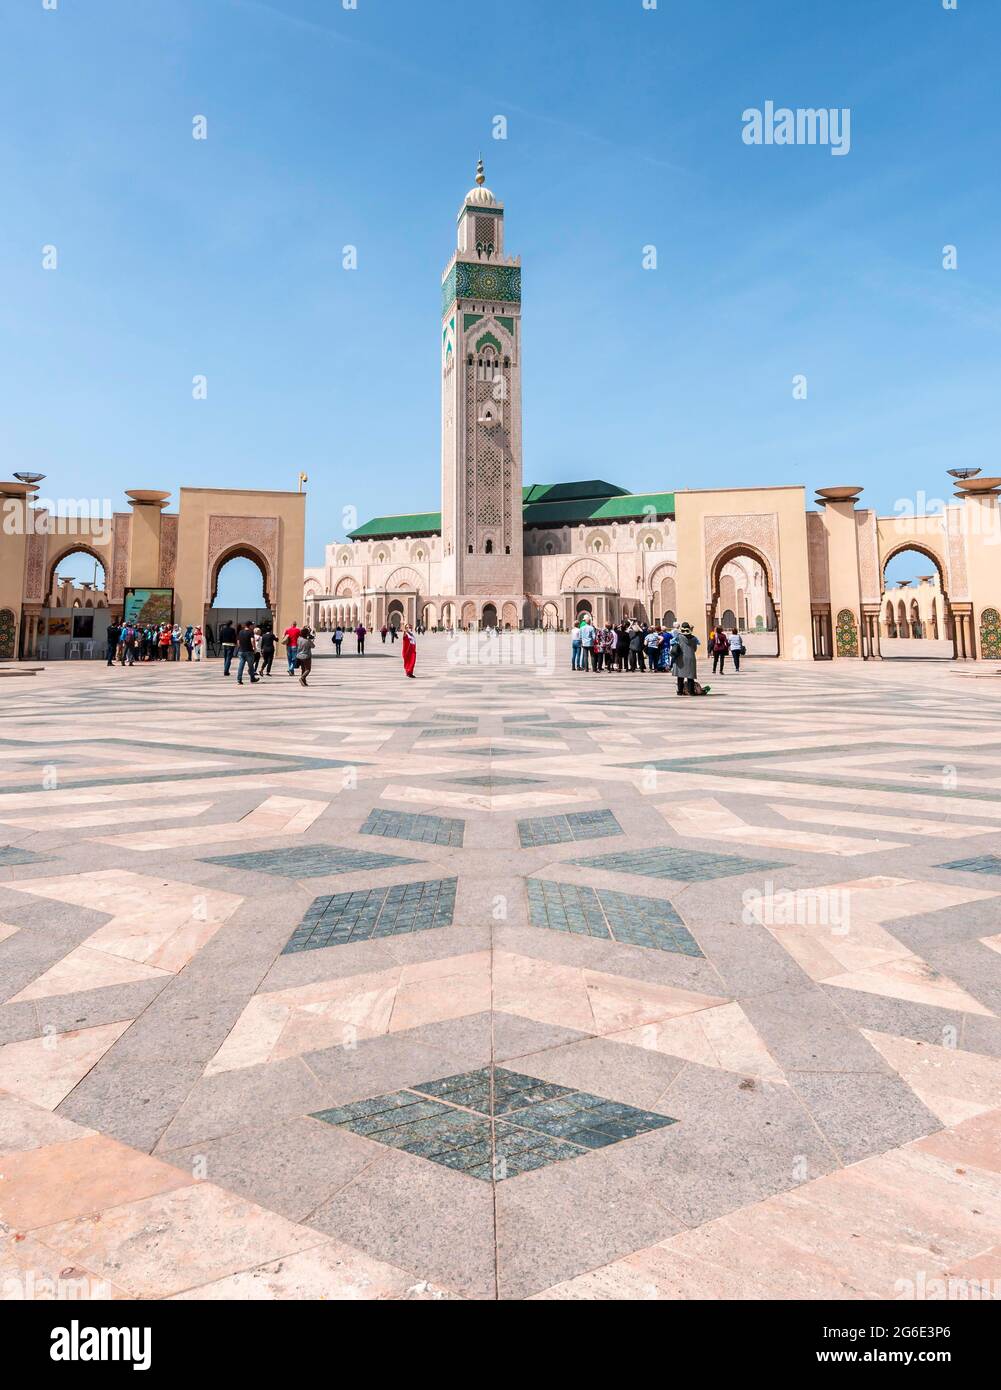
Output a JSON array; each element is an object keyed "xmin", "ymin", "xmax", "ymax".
[
  {"xmin": 2, "ymin": 642, "xmax": 1001, "ymax": 1300},
  {"xmin": 360, "ymin": 808, "xmax": 465, "ymax": 847},
  {"xmin": 282, "ymin": 879, "xmax": 458, "ymax": 952},
  {"xmin": 517, "ymin": 808, "xmax": 623, "ymax": 848},
  {"xmin": 312, "ymin": 1067, "xmax": 677, "ymax": 1180},
  {"xmin": 527, "ymin": 879, "xmax": 703, "ymax": 954}
]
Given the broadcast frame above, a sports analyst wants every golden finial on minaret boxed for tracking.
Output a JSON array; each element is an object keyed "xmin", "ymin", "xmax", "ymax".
[{"xmin": 475, "ymin": 155, "xmax": 485, "ymax": 187}]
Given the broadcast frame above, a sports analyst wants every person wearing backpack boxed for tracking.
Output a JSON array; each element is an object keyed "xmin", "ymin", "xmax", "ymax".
[{"xmin": 728, "ymin": 628, "xmax": 744, "ymax": 672}]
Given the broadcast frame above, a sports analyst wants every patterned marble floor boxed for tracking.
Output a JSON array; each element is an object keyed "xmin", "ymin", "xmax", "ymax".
[{"xmin": 1, "ymin": 640, "xmax": 1000, "ymax": 1300}]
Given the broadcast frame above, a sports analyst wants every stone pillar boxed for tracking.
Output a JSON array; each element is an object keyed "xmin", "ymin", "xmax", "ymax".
[
  {"xmin": 815, "ymin": 488, "xmax": 865, "ymax": 659},
  {"xmin": 125, "ymin": 490, "xmax": 171, "ymax": 589},
  {"xmin": 0, "ymin": 482, "xmax": 38, "ymax": 658}
]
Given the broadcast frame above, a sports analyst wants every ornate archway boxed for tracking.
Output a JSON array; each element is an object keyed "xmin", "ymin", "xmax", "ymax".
[
  {"xmin": 708, "ymin": 544, "xmax": 779, "ymax": 656},
  {"xmin": 45, "ymin": 546, "xmax": 109, "ymax": 607},
  {"xmin": 879, "ymin": 543, "xmax": 956, "ymax": 658},
  {"xmin": 208, "ymin": 544, "xmax": 272, "ymax": 611}
]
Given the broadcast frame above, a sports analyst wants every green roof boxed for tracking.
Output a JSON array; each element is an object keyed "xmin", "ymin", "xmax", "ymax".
[
  {"xmin": 348, "ymin": 511, "xmax": 441, "ymax": 539},
  {"xmin": 347, "ymin": 482, "xmax": 674, "ymax": 539},
  {"xmin": 522, "ymin": 480, "xmax": 629, "ymax": 504},
  {"xmin": 523, "ymin": 490, "xmax": 674, "ymax": 527}
]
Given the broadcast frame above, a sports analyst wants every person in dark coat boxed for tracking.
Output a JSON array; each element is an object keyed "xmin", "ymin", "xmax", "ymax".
[{"xmin": 673, "ymin": 622, "xmax": 701, "ymax": 696}]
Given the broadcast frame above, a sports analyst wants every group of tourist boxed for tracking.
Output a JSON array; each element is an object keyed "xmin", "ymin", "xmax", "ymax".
[
  {"xmin": 105, "ymin": 621, "xmax": 203, "ymax": 665},
  {"xmin": 215, "ymin": 620, "xmax": 315, "ymax": 685},
  {"xmin": 571, "ymin": 617, "xmax": 745, "ymax": 694},
  {"xmin": 104, "ymin": 613, "xmax": 424, "ymax": 684}
]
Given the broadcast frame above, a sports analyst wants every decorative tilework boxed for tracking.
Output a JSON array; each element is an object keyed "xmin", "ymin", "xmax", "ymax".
[
  {"xmin": 312, "ymin": 1067, "xmax": 676, "ymax": 1181},
  {"xmin": 569, "ymin": 845, "xmax": 786, "ymax": 881},
  {"xmin": 518, "ymin": 810, "xmax": 623, "ymax": 848},
  {"xmin": 527, "ymin": 879, "xmax": 703, "ymax": 955},
  {"xmin": 360, "ymin": 808, "xmax": 465, "ymax": 847},
  {"xmin": 200, "ymin": 844, "xmax": 422, "ymax": 878},
  {"xmin": 416, "ymin": 1068, "xmax": 573, "ymax": 1116},
  {"xmin": 935, "ymin": 855, "xmax": 1001, "ymax": 876},
  {"xmin": 417, "ymin": 727, "xmax": 478, "ymax": 739},
  {"xmin": 443, "ymin": 775, "xmax": 547, "ymax": 788},
  {"xmin": 454, "ymin": 746, "xmax": 535, "ymax": 760},
  {"xmin": 442, "ymin": 261, "xmax": 521, "ymax": 317},
  {"xmin": 0, "ymin": 846, "xmax": 52, "ymax": 866},
  {"xmin": 283, "ymin": 879, "xmax": 457, "ymax": 951}
]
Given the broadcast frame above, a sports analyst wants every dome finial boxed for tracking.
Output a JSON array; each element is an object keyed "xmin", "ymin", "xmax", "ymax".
[{"xmin": 475, "ymin": 154, "xmax": 485, "ymax": 187}]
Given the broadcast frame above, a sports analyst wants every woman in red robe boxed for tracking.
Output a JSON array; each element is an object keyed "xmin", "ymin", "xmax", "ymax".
[{"xmin": 402, "ymin": 624, "xmax": 417, "ymax": 678}]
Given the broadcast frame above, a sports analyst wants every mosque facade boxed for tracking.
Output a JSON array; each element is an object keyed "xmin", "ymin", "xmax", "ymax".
[{"xmin": 303, "ymin": 164, "xmax": 1001, "ymax": 662}]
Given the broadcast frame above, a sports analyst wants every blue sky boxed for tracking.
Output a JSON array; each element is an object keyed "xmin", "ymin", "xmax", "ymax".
[{"xmin": 2, "ymin": 0, "xmax": 997, "ymax": 600}]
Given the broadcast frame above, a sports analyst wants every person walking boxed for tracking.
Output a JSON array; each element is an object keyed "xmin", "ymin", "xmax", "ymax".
[
  {"xmin": 282, "ymin": 620, "xmax": 301, "ymax": 676},
  {"xmin": 711, "ymin": 625, "xmax": 729, "ymax": 676},
  {"xmin": 183, "ymin": 624, "xmax": 194, "ymax": 660},
  {"xmin": 105, "ymin": 619, "xmax": 121, "ymax": 667},
  {"xmin": 728, "ymin": 628, "xmax": 744, "ymax": 672},
  {"xmin": 355, "ymin": 622, "xmax": 366, "ymax": 655},
  {"xmin": 296, "ymin": 626, "xmax": 315, "ymax": 686},
  {"xmin": 332, "ymin": 625, "xmax": 344, "ymax": 656},
  {"xmin": 402, "ymin": 622, "xmax": 417, "ymax": 678},
  {"xmin": 674, "ymin": 622, "xmax": 701, "ymax": 696},
  {"xmin": 380, "ymin": 624, "xmax": 389, "ymax": 644},
  {"xmin": 571, "ymin": 620, "xmax": 583, "ymax": 672},
  {"xmin": 236, "ymin": 623, "xmax": 259, "ymax": 685},
  {"xmin": 219, "ymin": 619, "xmax": 237, "ymax": 676},
  {"xmin": 192, "ymin": 626, "xmax": 203, "ymax": 661},
  {"xmin": 259, "ymin": 626, "xmax": 276, "ymax": 676}
]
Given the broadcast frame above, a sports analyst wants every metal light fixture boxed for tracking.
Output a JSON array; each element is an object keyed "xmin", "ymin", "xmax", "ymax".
[
  {"xmin": 298, "ymin": 472, "xmax": 308, "ymax": 492},
  {"xmin": 947, "ymin": 468, "xmax": 981, "ymax": 480},
  {"xmin": 13, "ymin": 471, "xmax": 45, "ymax": 486}
]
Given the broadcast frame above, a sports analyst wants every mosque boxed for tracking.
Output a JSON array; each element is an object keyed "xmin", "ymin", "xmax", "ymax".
[
  {"xmin": 301, "ymin": 161, "xmax": 1001, "ymax": 661},
  {"xmin": 4, "ymin": 165, "xmax": 993, "ymax": 664}
]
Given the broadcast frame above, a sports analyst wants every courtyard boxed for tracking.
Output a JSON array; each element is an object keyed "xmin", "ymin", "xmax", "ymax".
[{"xmin": 1, "ymin": 642, "xmax": 1000, "ymax": 1301}]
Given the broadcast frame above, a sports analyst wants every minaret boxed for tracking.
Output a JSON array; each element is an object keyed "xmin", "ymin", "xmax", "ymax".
[{"xmin": 440, "ymin": 158, "xmax": 523, "ymax": 602}]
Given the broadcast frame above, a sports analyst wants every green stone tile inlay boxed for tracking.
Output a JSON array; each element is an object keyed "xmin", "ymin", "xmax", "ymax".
[
  {"xmin": 360, "ymin": 808, "xmax": 465, "ymax": 847},
  {"xmin": 283, "ymin": 878, "xmax": 457, "ymax": 951},
  {"xmin": 518, "ymin": 809, "xmax": 623, "ymax": 849},
  {"xmin": 569, "ymin": 845, "xmax": 786, "ymax": 881},
  {"xmin": 527, "ymin": 879, "xmax": 703, "ymax": 955},
  {"xmin": 936, "ymin": 855, "xmax": 1001, "ymax": 876},
  {"xmin": 201, "ymin": 843, "xmax": 422, "ymax": 878},
  {"xmin": 312, "ymin": 1067, "xmax": 676, "ymax": 1181},
  {"xmin": 0, "ymin": 846, "xmax": 53, "ymax": 866}
]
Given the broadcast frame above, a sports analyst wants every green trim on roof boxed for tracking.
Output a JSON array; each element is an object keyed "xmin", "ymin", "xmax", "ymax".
[
  {"xmin": 457, "ymin": 204, "xmax": 505, "ymax": 223},
  {"xmin": 347, "ymin": 484, "xmax": 674, "ymax": 540},
  {"xmin": 522, "ymin": 491, "xmax": 675, "ymax": 528},
  {"xmin": 348, "ymin": 512, "xmax": 441, "ymax": 540}
]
